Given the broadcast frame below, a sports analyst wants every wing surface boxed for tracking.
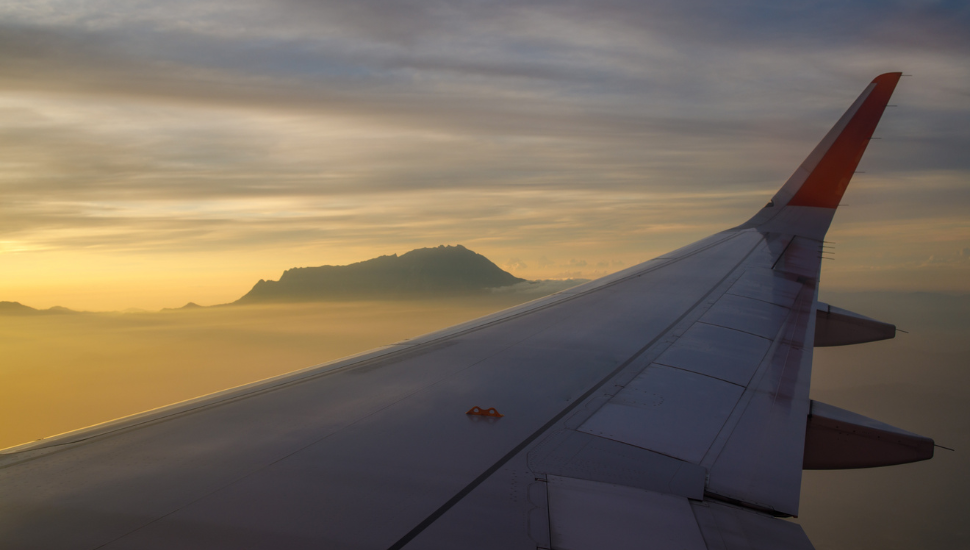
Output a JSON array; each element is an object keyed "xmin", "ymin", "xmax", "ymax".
[{"xmin": 0, "ymin": 74, "xmax": 905, "ymax": 550}]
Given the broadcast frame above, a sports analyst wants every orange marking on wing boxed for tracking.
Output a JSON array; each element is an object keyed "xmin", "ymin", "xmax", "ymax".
[
  {"xmin": 466, "ymin": 406, "xmax": 504, "ymax": 417},
  {"xmin": 788, "ymin": 72, "xmax": 902, "ymax": 209}
]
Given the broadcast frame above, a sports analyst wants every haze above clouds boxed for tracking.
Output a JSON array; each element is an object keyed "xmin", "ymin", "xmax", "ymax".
[{"xmin": 0, "ymin": 0, "xmax": 967, "ymax": 309}]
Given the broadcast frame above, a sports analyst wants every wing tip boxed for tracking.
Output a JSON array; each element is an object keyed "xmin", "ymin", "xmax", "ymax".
[
  {"xmin": 872, "ymin": 72, "xmax": 903, "ymax": 85},
  {"xmin": 781, "ymin": 72, "xmax": 903, "ymax": 210}
]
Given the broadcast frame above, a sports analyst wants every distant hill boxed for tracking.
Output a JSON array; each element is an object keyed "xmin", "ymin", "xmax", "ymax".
[
  {"xmin": 236, "ymin": 245, "xmax": 525, "ymax": 303},
  {"xmin": 161, "ymin": 302, "xmax": 203, "ymax": 311},
  {"xmin": 0, "ymin": 301, "xmax": 76, "ymax": 315}
]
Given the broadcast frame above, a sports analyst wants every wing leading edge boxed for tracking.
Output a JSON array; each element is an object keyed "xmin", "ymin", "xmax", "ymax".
[{"xmin": 0, "ymin": 74, "xmax": 926, "ymax": 550}]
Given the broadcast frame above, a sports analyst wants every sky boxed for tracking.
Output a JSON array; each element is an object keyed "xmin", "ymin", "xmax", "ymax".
[{"xmin": 1, "ymin": 0, "xmax": 968, "ymax": 310}]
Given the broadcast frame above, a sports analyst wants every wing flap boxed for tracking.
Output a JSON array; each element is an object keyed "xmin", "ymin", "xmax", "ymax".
[
  {"xmin": 528, "ymin": 430, "xmax": 707, "ymax": 499},
  {"xmin": 547, "ymin": 476, "xmax": 708, "ymax": 550},
  {"xmin": 578, "ymin": 365, "xmax": 745, "ymax": 463},
  {"xmin": 692, "ymin": 501, "xmax": 814, "ymax": 550}
]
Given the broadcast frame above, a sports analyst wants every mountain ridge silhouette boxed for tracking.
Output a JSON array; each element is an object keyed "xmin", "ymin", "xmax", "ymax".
[
  {"xmin": 236, "ymin": 244, "xmax": 526, "ymax": 303},
  {"xmin": 0, "ymin": 301, "xmax": 77, "ymax": 315}
]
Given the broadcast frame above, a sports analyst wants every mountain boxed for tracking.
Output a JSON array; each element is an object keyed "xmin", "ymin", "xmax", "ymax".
[
  {"xmin": 0, "ymin": 301, "xmax": 76, "ymax": 315},
  {"xmin": 0, "ymin": 301, "xmax": 37, "ymax": 315},
  {"xmin": 236, "ymin": 245, "xmax": 525, "ymax": 303},
  {"xmin": 162, "ymin": 302, "xmax": 203, "ymax": 311}
]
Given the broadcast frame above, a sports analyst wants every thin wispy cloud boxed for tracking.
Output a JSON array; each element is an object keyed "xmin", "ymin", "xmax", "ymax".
[{"xmin": 0, "ymin": 0, "xmax": 967, "ymax": 309}]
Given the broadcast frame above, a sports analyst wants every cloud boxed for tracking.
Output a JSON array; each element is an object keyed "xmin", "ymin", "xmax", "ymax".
[
  {"xmin": 504, "ymin": 258, "xmax": 527, "ymax": 271},
  {"xmin": 918, "ymin": 248, "xmax": 970, "ymax": 267},
  {"xmin": 488, "ymin": 279, "xmax": 586, "ymax": 296},
  {"xmin": 554, "ymin": 269, "xmax": 608, "ymax": 280}
]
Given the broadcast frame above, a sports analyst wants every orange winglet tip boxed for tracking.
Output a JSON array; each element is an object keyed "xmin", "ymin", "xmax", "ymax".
[
  {"xmin": 466, "ymin": 406, "xmax": 503, "ymax": 418},
  {"xmin": 786, "ymin": 72, "xmax": 902, "ymax": 209}
]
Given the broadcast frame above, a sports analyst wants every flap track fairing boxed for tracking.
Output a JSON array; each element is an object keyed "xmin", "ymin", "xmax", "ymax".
[
  {"xmin": 814, "ymin": 301, "xmax": 896, "ymax": 347},
  {"xmin": 803, "ymin": 400, "xmax": 934, "ymax": 469}
]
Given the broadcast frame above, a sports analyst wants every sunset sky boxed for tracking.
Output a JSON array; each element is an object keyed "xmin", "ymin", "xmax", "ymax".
[{"xmin": 1, "ymin": 1, "xmax": 968, "ymax": 310}]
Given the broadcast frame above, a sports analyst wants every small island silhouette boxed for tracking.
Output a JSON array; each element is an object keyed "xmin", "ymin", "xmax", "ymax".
[{"xmin": 236, "ymin": 245, "xmax": 526, "ymax": 303}]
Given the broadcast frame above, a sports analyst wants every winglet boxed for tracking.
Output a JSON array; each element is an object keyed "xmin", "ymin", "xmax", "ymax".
[
  {"xmin": 741, "ymin": 73, "xmax": 902, "ymax": 237},
  {"xmin": 786, "ymin": 73, "xmax": 902, "ymax": 208}
]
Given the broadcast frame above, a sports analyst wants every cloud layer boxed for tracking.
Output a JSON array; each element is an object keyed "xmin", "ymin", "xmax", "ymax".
[{"xmin": 0, "ymin": 0, "xmax": 968, "ymax": 308}]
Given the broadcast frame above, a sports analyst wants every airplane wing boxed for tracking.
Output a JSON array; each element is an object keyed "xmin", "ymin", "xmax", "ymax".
[{"xmin": 0, "ymin": 73, "xmax": 932, "ymax": 550}]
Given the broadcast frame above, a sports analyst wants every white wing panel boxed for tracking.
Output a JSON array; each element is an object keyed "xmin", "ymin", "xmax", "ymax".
[
  {"xmin": 578, "ymin": 365, "xmax": 744, "ymax": 463},
  {"xmin": 528, "ymin": 431, "xmax": 707, "ymax": 499},
  {"xmin": 699, "ymin": 294, "xmax": 791, "ymax": 340},
  {"xmin": 547, "ymin": 476, "xmax": 707, "ymax": 550},
  {"xmin": 725, "ymin": 268, "xmax": 803, "ymax": 308},
  {"xmin": 691, "ymin": 501, "xmax": 814, "ymax": 550},
  {"xmin": 655, "ymin": 323, "xmax": 770, "ymax": 386}
]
